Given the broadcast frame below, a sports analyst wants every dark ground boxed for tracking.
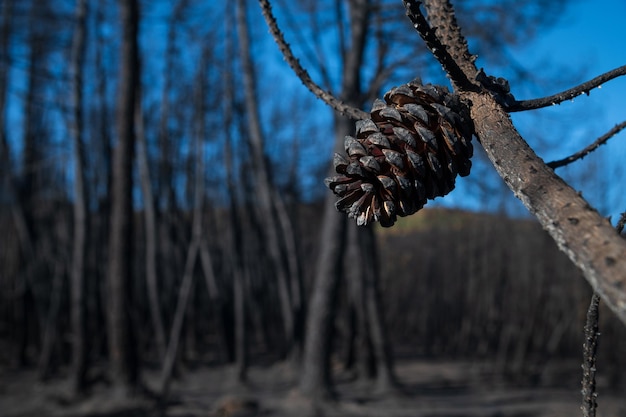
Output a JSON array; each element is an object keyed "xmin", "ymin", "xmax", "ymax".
[{"xmin": 2, "ymin": 359, "xmax": 625, "ymax": 417}]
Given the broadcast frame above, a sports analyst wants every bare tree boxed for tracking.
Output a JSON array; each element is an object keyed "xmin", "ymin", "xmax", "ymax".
[
  {"xmin": 157, "ymin": 41, "xmax": 218, "ymax": 397},
  {"xmin": 16, "ymin": 0, "xmax": 50, "ymax": 368},
  {"xmin": 0, "ymin": 0, "xmax": 38, "ymax": 368},
  {"xmin": 136, "ymin": 64, "xmax": 167, "ymax": 364},
  {"xmin": 236, "ymin": 0, "xmax": 301, "ymax": 358},
  {"xmin": 107, "ymin": 0, "xmax": 140, "ymax": 394},
  {"xmin": 261, "ymin": 0, "xmax": 626, "ymax": 406},
  {"xmin": 298, "ymin": 0, "xmax": 373, "ymax": 399},
  {"xmin": 222, "ymin": 3, "xmax": 248, "ymax": 381},
  {"xmin": 68, "ymin": 0, "xmax": 89, "ymax": 395}
]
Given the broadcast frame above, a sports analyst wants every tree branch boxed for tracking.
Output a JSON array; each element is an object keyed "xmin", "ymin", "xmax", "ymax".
[
  {"xmin": 466, "ymin": 91, "xmax": 626, "ymax": 326},
  {"xmin": 617, "ymin": 212, "xmax": 626, "ymax": 234},
  {"xmin": 257, "ymin": 0, "xmax": 368, "ymax": 120},
  {"xmin": 422, "ymin": 0, "xmax": 475, "ymax": 81},
  {"xmin": 509, "ymin": 65, "xmax": 626, "ymax": 112},
  {"xmin": 581, "ymin": 292, "xmax": 600, "ymax": 417},
  {"xmin": 401, "ymin": 0, "xmax": 474, "ymax": 90},
  {"xmin": 404, "ymin": 0, "xmax": 626, "ymax": 326},
  {"xmin": 548, "ymin": 121, "xmax": 626, "ymax": 169}
]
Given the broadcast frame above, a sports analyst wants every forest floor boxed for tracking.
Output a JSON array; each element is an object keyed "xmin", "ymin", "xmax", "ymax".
[{"xmin": 1, "ymin": 359, "xmax": 625, "ymax": 417}]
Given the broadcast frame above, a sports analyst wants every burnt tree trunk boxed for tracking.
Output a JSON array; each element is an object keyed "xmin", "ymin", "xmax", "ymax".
[
  {"xmin": 360, "ymin": 224, "xmax": 398, "ymax": 392},
  {"xmin": 157, "ymin": 44, "xmax": 217, "ymax": 396},
  {"xmin": 135, "ymin": 68, "xmax": 166, "ymax": 364},
  {"xmin": 16, "ymin": 0, "xmax": 48, "ymax": 367},
  {"xmin": 299, "ymin": 0, "xmax": 371, "ymax": 400},
  {"xmin": 224, "ymin": 4, "xmax": 249, "ymax": 379},
  {"xmin": 0, "ymin": 0, "xmax": 37, "ymax": 369},
  {"xmin": 107, "ymin": 0, "xmax": 139, "ymax": 394},
  {"xmin": 235, "ymin": 0, "xmax": 298, "ymax": 356},
  {"xmin": 68, "ymin": 0, "xmax": 89, "ymax": 394}
]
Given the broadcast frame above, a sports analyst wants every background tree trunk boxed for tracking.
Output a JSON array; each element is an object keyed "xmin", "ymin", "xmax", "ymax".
[
  {"xmin": 224, "ymin": 4, "xmax": 249, "ymax": 379},
  {"xmin": 235, "ymin": 0, "xmax": 297, "ymax": 356},
  {"xmin": 69, "ymin": 0, "xmax": 89, "ymax": 395},
  {"xmin": 107, "ymin": 0, "xmax": 140, "ymax": 395},
  {"xmin": 360, "ymin": 224, "xmax": 398, "ymax": 392},
  {"xmin": 299, "ymin": 0, "xmax": 373, "ymax": 400},
  {"xmin": 299, "ymin": 117, "xmax": 350, "ymax": 401},
  {"xmin": 136, "ymin": 73, "xmax": 167, "ymax": 364}
]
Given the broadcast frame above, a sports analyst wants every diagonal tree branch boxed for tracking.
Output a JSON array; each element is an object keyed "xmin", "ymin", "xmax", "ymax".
[
  {"xmin": 581, "ymin": 292, "xmax": 600, "ymax": 417},
  {"xmin": 578, "ymin": 212, "xmax": 626, "ymax": 417},
  {"xmin": 467, "ymin": 91, "xmax": 626, "ymax": 325},
  {"xmin": 509, "ymin": 65, "xmax": 626, "ymax": 112},
  {"xmin": 401, "ymin": 0, "xmax": 474, "ymax": 90},
  {"xmin": 548, "ymin": 121, "xmax": 626, "ymax": 169},
  {"xmin": 422, "ymin": 0, "xmax": 475, "ymax": 80},
  {"xmin": 257, "ymin": 0, "xmax": 368, "ymax": 120},
  {"xmin": 400, "ymin": 0, "xmax": 626, "ymax": 326}
]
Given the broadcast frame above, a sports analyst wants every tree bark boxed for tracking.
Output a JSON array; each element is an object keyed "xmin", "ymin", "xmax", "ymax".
[{"xmin": 107, "ymin": 0, "xmax": 139, "ymax": 394}]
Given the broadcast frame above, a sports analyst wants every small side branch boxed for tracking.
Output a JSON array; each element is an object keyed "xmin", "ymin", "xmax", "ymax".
[
  {"xmin": 581, "ymin": 292, "xmax": 600, "ymax": 417},
  {"xmin": 509, "ymin": 65, "xmax": 626, "ymax": 112},
  {"xmin": 402, "ymin": 0, "xmax": 474, "ymax": 90},
  {"xmin": 257, "ymin": 0, "xmax": 368, "ymax": 120},
  {"xmin": 616, "ymin": 212, "xmax": 626, "ymax": 234},
  {"xmin": 548, "ymin": 121, "xmax": 626, "ymax": 169}
]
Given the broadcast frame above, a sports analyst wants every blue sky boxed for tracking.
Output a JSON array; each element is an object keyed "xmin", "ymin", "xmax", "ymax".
[
  {"xmin": 259, "ymin": 0, "xmax": 626, "ymax": 218},
  {"xmin": 431, "ymin": 0, "xmax": 626, "ymax": 219},
  {"xmin": 508, "ymin": 0, "xmax": 626, "ymax": 219},
  {"xmin": 513, "ymin": 0, "xmax": 626, "ymax": 125},
  {"xmin": 5, "ymin": 1, "xmax": 624, "ymax": 219}
]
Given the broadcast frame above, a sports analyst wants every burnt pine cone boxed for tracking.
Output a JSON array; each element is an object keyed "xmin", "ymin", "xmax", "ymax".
[{"xmin": 325, "ymin": 79, "xmax": 474, "ymax": 227}]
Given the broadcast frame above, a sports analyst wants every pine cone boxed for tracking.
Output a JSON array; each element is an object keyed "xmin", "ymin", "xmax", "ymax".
[{"xmin": 325, "ymin": 79, "xmax": 474, "ymax": 227}]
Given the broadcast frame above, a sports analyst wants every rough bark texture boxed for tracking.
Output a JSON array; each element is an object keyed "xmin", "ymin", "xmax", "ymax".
[
  {"xmin": 423, "ymin": 0, "xmax": 475, "ymax": 84},
  {"xmin": 466, "ymin": 91, "xmax": 626, "ymax": 324}
]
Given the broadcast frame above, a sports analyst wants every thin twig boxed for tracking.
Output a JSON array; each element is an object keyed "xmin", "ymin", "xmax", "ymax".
[
  {"xmin": 616, "ymin": 212, "xmax": 626, "ymax": 234},
  {"xmin": 257, "ymin": 0, "xmax": 368, "ymax": 120},
  {"xmin": 580, "ymin": 207, "xmax": 626, "ymax": 417},
  {"xmin": 402, "ymin": 0, "xmax": 474, "ymax": 90},
  {"xmin": 509, "ymin": 65, "xmax": 626, "ymax": 112},
  {"xmin": 548, "ymin": 120, "xmax": 626, "ymax": 169},
  {"xmin": 581, "ymin": 292, "xmax": 600, "ymax": 417}
]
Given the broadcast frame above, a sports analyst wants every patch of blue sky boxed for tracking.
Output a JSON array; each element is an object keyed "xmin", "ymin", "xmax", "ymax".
[{"xmin": 508, "ymin": 0, "xmax": 626, "ymax": 220}]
